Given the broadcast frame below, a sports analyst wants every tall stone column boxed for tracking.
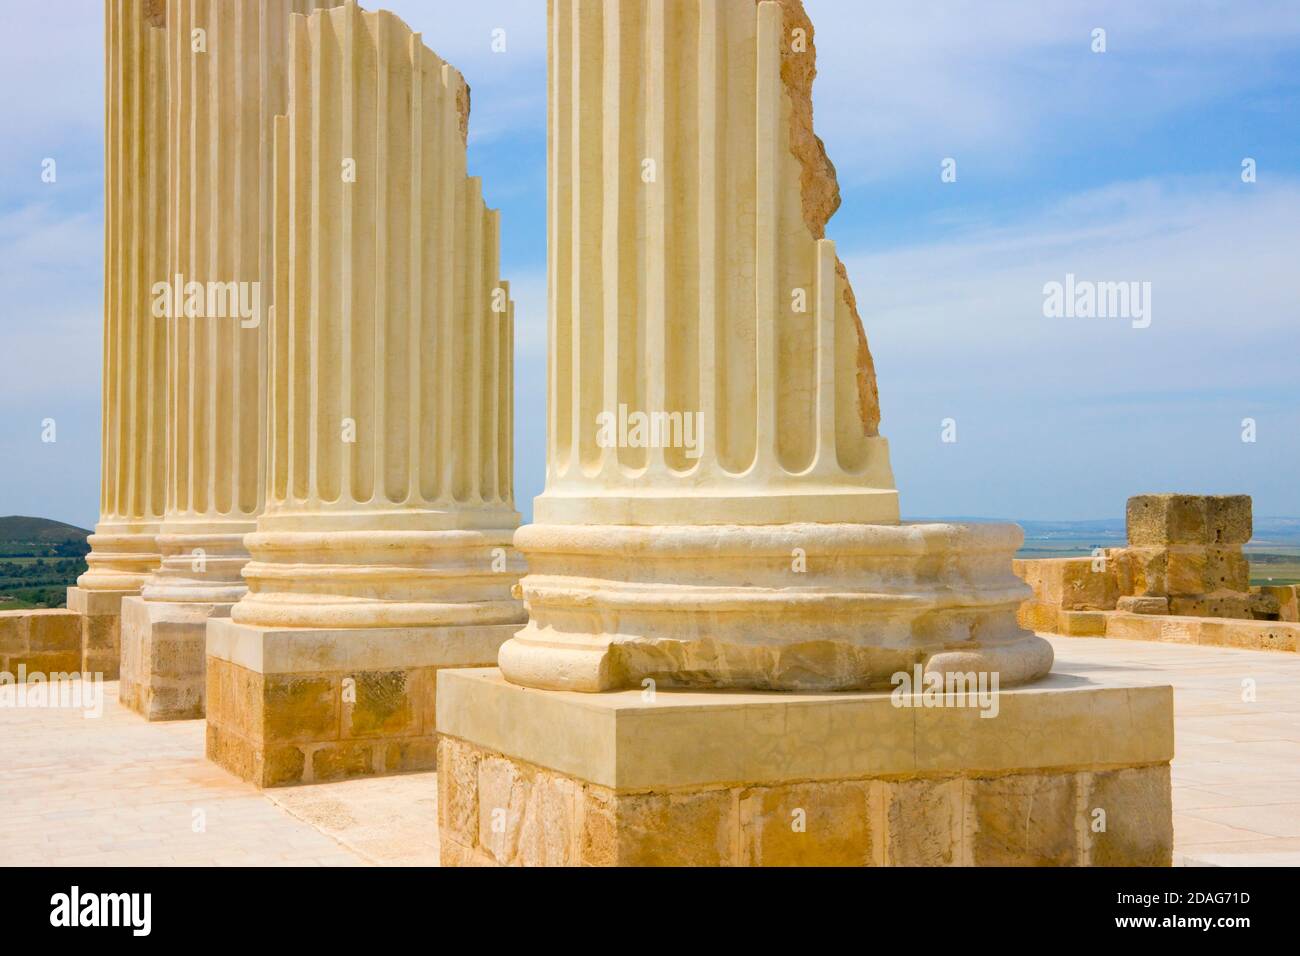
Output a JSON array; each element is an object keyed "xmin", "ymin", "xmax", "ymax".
[
  {"xmin": 67, "ymin": 0, "xmax": 170, "ymax": 680},
  {"xmin": 120, "ymin": 0, "xmax": 343, "ymax": 720},
  {"xmin": 439, "ymin": 0, "xmax": 1173, "ymax": 868},
  {"xmin": 206, "ymin": 2, "xmax": 525, "ymax": 787}
]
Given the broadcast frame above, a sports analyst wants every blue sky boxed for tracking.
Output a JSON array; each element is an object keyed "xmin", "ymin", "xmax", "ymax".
[{"xmin": 1, "ymin": 0, "xmax": 1298, "ymax": 530}]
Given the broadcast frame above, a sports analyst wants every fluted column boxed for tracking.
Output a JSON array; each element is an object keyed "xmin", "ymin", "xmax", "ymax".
[
  {"xmin": 142, "ymin": 0, "xmax": 343, "ymax": 604},
  {"xmin": 77, "ymin": 0, "xmax": 169, "ymax": 594},
  {"xmin": 538, "ymin": 0, "xmax": 897, "ymax": 527},
  {"xmin": 499, "ymin": 0, "xmax": 1052, "ymax": 693},
  {"xmin": 231, "ymin": 1, "xmax": 522, "ymax": 630}
]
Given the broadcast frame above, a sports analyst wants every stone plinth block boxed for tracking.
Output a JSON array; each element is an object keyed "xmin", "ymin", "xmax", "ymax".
[
  {"xmin": 1127, "ymin": 494, "xmax": 1252, "ymax": 547},
  {"xmin": 501, "ymin": 521, "xmax": 1053, "ymax": 692},
  {"xmin": 205, "ymin": 618, "xmax": 521, "ymax": 788},
  {"xmin": 0, "ymin": 609, "xmax": 83, "ymax": 679},
  {"xmin": 436, "ymin": 668, "xmax": 1174, "ymax": 867},
  {"xmin": 1104, "ymin": 611, "xmax": 1300, "ymax": 653},
  {"xmin": 119, "ymin": 595, "xmax": 228, "ymax": 721},
  {"xmin": 1012, "ymin": 556, "xmax": 1118, "ymax": 611},
  {"xmin": 67, "ymin": 586, "xmax": 131, "ymax": 679}
]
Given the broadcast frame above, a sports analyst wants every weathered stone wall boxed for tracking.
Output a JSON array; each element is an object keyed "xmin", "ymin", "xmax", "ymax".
[
  {"xmin": 438, "ymin": 736, "xmax": 1172, "ymax": 867},
  {"xmin": 206, "ymin": 656, "xmax": 440, "ymax": 788},
  {"xmin": 1015, "ymin": 494, "xmax": 1287, "ymax": 641},
  {"xmin": 0, "ymin": 610, "xmax": 83, "ymax": 677}
]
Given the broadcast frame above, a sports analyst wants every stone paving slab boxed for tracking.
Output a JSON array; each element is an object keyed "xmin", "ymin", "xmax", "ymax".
[
  {"xmin": 1, "ymin": 636, "xmax": 1298, "ymax": 866},
  {"xmin": 0, "ymin": 682, "xmax": 366, "ymax": 866},
  {"xmin": 1046, "ymin": 635, "xmax": 1300, "ymax": 867}
]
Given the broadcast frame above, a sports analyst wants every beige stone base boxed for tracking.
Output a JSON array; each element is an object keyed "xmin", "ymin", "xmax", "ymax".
[
  {"xmin": 436, "ymin": 668, "xmax": 1174, "ymax": 867},
  {"xmin": 205, "ymin": 619, "xmax": 520, "ymax": 788},
  {"xmin": 0, "ymin": 609, "xmax": 83, "ymax": 678},
  {"xmin": 1017, "ymin": 602, "xmax": 1300, "ymax": 652},
  {"xmin": 67, "ymin": 586, "xmax": 132, "ymax": 679},
  {"xmin": 1103, "ymin": 610, "xmax": 1300, "ymax": 652},
  {"xmin": 119, "ymin": 596, "xmax": 228, "ymax": 721}
]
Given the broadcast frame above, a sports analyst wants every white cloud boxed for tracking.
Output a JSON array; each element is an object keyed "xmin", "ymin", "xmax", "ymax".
[
  {"xmin": 840, "ymin": 176, "xmax": 1300, "ymax": 519},
  {"xmin": 806, "ymin": 0, "xmax": 1300, "ymax": 182}
]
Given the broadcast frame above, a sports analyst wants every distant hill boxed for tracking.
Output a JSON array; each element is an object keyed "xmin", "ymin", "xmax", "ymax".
[
  {"xmin": 0, "ymin": 517, "xmax": 91, "ymax": 608},
  {"xmin": 0, "ymin": 516, "xmax": 92, "ymax": 557}
]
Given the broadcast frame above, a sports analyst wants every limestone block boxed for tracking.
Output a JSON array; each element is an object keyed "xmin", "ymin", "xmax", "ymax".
[
  {"xmin": 0, "ymin": 610, "xmax": 82, "ymax": 678},
  {"xmin": 1084, "ymin": 765, "xmax": 1173, "ymax": 866},
  {"xmin": 311, "ymin": 743, "xmax": 375, "ymax": 782},
  {"xmin": 24, "ymin": 610, "xmax": 81, "ymax": 652},
  {"xmin": 1114, "ymin": 547, "xmax": 1167, "ymax": 597},
  {"xmin": 1195, "ymin": 619, "xmax": 1298, "ymax": 653},
  {"xmin": 1012, "ymin": 557, "xmax": 1121, "ymax": 634},
  {"xmin": 1016, "ymin": 600, "xmax": 1060, "ymax": 634},
  {"xmin": 968, "ymin": 772, "xmax": 1079, "ymax": 866},
  {"xmin": 1057, "ymin": 610, "xmax": 1110, "ymax": 636},
  {"xmin": 739, "ymin": 781, "xmax": 872, "ymax": 866},
  {"xmin": 515, "ymin": 773, "xmax": 583, "ymax": 868},
  {"xmin": 0, "ymin": 613, "xmax": 20, "ymax": 656},
  {"xmin": 1103, "ymin": 611, "xmax": 1300, "ymax": 652},
  {"xmin": 875, "ymin": 778, "xmax": 961, "ymax": 866},
  {"xmin": 1127, "ymin": 494, "xmax": 1252, "ymax": 547},
  {"xmin": 437, "ymin": 736, "xmax": 481, "ymax": 850},
  {"xmin": 1206, "ymin": 496, "xmax": 1254, "ymax": 545},
  {"xmin": 1167, "ymin": 594, "xmax": 1260, "ymax": 619},
  {"xmin": 1117, "ymin": 596, "xmax": 1170, "ymax": 616},
  {"xmin": 1037, "ymin": 556, "xmax": 1117, "ymax": 610}
]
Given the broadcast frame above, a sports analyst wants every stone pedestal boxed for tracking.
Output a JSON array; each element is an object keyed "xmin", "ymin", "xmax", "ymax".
[
  {"xmin": 206, "ymin": 619, "xmax": 519, "ymax": 787},
  {"xmin": 119, "ymin": 596, "xmax": 225, "ymax": 720},
  {"xmin": 437, "ymin": 668, "xmax": 1174, "ymax": 867},
  {"xmin": 66, "ymin": 586, "xmax": 131, "ymax": 679}
]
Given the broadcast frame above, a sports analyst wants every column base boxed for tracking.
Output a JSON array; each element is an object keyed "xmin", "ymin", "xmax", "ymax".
[
  {"xmin": 502, "ymin": 522, "xmax": 1052, "ymax": 692},
  {"xmin": 67, "ymin": 586, "xmax": 136, "ymax": 679},
  {"xmin": 437, "ymin": 668, "xmax": 1174, "ymax": 867},
  {"xmin": 205, "ymin": 618, "xmax": 521, "ymax": 788},
  {"xmin": 120, "ymin": 596, "xmax": 230, "ymax": 721}
]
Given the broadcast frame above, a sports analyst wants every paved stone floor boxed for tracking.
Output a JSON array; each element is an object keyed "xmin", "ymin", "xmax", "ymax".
[
  {"xmin": 0, "ymin": 636, "xmax": 1296, "ymax": 866},
  {"xmin": 1049, "ymin": 635, "xmax": 1300, "ymax": 867},
  {"xmin": 0, "ymin": 679, "xmax": 437, "ymax": 866}
]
